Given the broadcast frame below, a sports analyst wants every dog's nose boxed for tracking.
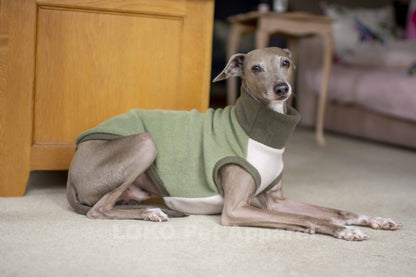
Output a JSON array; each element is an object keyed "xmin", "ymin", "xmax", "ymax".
[{"xmin": 274, "ymin": 82, "xmax": 289, "ymax": 96}]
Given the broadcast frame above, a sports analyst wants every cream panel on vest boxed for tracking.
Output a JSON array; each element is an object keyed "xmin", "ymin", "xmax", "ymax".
[
  {"xmin": 246, "ymin": 138, "xmax": 285, "ymax": 195},
  {"xmin": 163, "ymin": 195, "xmax": 224, "ymax": 214}
]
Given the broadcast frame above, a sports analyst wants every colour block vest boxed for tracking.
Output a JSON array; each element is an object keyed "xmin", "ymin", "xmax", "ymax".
[{"xmin": 76, "ymin": 91, "xmax": 301, "ymax": 214}]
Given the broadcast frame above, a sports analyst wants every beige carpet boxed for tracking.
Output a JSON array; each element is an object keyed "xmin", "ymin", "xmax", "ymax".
[{"xmin": 1, "ymin": 128, "xmax": 415, "ymax": 277}]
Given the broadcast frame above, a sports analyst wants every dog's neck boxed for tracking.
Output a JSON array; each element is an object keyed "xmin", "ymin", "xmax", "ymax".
[
  {"xmin": 234, "ymin": 89, "xmax": 301, "ymax": 149},
  {"xmin": 268, "ymin": 102, "xmax": 286, "ymax": 114}
]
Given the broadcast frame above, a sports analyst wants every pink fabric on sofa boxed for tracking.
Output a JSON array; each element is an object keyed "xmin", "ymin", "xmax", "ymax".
[
  {"xmin": 298, "ymin": 36, "xmax": 416, "ymax": 123},
  {"xmin": 406, "ymin": 1, "xmax": 416, "ymax": 40},
  {"xmin": 321, "ymin": 65, "xmax": 416, "ymax": 122}
]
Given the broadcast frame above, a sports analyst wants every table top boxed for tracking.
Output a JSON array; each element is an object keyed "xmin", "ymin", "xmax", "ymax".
[{"xmin": 228, "ymin": 11, "xmax": 333, "ymax": 24}]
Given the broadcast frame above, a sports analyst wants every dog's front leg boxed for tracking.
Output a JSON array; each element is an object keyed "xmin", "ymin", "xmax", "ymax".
[
  {"xmin": 218, "ymin": 165, "xmax": 366, "ymax": 241},
  {"xmin": 257, "ymin": 182, "xmax": 401, "ymax": 231}
]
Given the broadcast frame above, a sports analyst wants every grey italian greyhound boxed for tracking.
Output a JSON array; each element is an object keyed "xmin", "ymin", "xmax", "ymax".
[{"xmin": 67, "ymin": 47, "xmax": 400, "ymax": 241}]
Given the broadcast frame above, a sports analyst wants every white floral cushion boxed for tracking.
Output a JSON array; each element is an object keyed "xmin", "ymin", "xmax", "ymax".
[{"xmin": 322, "ymin": 3, "xmax": 396, "ymax": 61}]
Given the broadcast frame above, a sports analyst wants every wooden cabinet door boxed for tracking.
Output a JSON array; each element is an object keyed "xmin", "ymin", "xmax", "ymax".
[{"xmin": 0, "ymin": 0, "xmax": 214, "ymax": 196}]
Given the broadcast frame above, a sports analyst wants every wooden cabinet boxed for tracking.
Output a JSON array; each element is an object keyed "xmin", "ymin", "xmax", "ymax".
[{"xmin": 0, "ymin": 0, "xmax": 214, "ymax": 196}]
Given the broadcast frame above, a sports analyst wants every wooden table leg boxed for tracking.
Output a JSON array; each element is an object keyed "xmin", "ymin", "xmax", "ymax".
[
  {"xmin": 255, "ymin": 28, "xmax": 269, "ymax": 49},
  {"xmin": 287, "ymin": 37, "xmax": 298, "ymax": 64},
  {"xmin": 287, "ymin": 37, "xmax": 298, "ymax": 107},
  {"xmin": 226, "ymin": 23, "xmax": 253, "ymax": 105},
  {"xmin": 316, "ymin": 34, "xmax": 333, "ymax": 147}
]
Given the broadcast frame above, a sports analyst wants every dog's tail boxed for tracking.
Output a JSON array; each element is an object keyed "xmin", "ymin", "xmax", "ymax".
[{"xmin": 66, "ymin": 180, "xmax": 91, "ymax": 215}]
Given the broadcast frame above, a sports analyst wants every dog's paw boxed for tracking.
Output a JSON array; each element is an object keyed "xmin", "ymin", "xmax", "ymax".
[
  {"xmin": 359, "ymin": 216, "xmax": 401, "ymax": 230},
  {"xmin": 335, "ymin": 226, "xmax": 369, "ymax": 241},
  {"xmin": 142, "ymin": 208, "xmax": 169, "ymax": 222}
]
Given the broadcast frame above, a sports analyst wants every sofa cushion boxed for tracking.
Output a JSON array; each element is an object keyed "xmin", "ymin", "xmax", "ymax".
[
  {"xmin": 323, "ymin": 65, "xmax": 416, "ymax": 122},
  {"xmin": 322, "ymin": 3, "xmax": 396, "ymax": 60},
  {"xmin": 343, "ymin": 40, "xmax": 416, "ymax": 68}
]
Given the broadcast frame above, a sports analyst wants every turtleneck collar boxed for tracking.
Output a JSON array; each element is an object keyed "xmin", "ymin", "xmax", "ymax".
[{"xmin": 234, "ymin": 89, "xmax": 301, "ymax": 149}]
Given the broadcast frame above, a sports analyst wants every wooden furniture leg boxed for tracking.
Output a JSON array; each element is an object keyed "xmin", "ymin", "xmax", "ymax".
[
  {"xmin": 255, "ymin": 28, "xmax": 269, "ymax": 49},
  {"xmin": 226, "ymin": 23, "xmax": 255, "ymax": 105},
  {"xmin": 287, "ymin": 37, "xmax": 298, "ymax": 106},
  {"xmin": 0, "ymin": 0, "xmax": 36, "ymax": 196},
  {"xmin": 316, "ymin": 34, "xmax": 333, "ymax": 147},
  {"xmin": 226, "ymin": 23, "xmax": 242, "ymax": 105}
]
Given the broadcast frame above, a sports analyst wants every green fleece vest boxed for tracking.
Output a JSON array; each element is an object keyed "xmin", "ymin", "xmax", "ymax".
[{"xmin": 76, "ymin": 91, "xmax": 300, "ymax": 211}]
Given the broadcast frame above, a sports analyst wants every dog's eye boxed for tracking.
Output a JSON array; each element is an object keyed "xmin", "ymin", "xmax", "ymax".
[
  {"xmin": 251, "ymin": 65, "xmax": 263, "ymax": 73},
  {"xmin": 282, "ymin": 60, "xmax": 290, "ymax": 68}
]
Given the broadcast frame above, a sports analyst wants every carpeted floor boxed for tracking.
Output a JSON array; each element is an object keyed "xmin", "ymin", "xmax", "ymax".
[{"xmin": 1, "ymin": 128, "xmax": 415, "ymax": 277}]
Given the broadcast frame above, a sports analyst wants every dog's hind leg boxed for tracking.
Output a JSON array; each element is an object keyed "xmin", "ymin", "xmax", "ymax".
[
  {"xmin": 87, "ymin": 188, "xmax": 169, "ymax": 221},
  {"xmin": 67, "ymin": 133, "xmax": 168, "ymax": 221}
]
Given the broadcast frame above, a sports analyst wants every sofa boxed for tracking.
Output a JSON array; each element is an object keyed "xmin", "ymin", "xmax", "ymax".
[{"xmin": 296, "ymin": 2, "xmax": 416, "ymax": 148}]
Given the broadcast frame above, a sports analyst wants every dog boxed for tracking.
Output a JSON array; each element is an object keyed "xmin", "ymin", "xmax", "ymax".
[{"xmin": 67, "ymin": 47, "xmax": 400, "ymax": 241}]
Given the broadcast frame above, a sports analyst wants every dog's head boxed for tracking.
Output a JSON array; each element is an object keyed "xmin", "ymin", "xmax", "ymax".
[{"xmin": 213, "ymin": 47, "xmax": 294, "ymax": 110}]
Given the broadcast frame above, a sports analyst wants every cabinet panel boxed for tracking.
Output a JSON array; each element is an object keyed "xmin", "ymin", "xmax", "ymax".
[{"xmin": 34, "ymin": 7, "xmax": 183, "ymax": 143}]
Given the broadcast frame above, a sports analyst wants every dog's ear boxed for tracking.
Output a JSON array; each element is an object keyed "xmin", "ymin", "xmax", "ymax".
[
  {"xmin": 213, "ymin": 53, "xmax": 245, "ymax": 82},
  {"xmin": 283, "ymin": 48, "xmax": 291, "ymax": 58}
]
